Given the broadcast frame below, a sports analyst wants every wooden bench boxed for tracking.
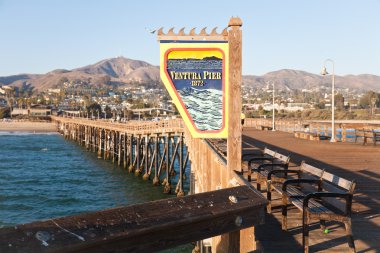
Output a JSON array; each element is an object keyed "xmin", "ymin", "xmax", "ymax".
[
  {"xmin": 242, "ymin": 147, "xmax": 276, "ymax": 167},
  {"xmin": 243, "ymin": 148, "xmax": 290, "ymax": 190},
  {"xmin": 355, "ymin": 128, "xmax": 380, "ymax": 146},
  {"xmin": 266, "ymin": 161, "xmax": 323, "ymax": 213},
  {"xmin": 260, "ymin": 125, "xmax": 273, "ymax": 131},
  {"xmin": 278, "ymin": 162, "xmax": 356, "ymax": 253},
  {"xmin": 253, "ymin": 152, "xmax": 290, "ymax": 191},
  {"xmin": 242, "ymin": 147, "xmax": 277, "ymax": 176},
  {"xmin": 294, "ymin": 131, "xmax": 330, "ymax": 141}
]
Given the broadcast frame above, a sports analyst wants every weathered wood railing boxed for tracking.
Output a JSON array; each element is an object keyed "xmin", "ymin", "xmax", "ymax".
[
  {"xmin": 51, "ymin": 116, "xmax": 184, "ymax": 135},
  {"xmin": 245, "ymin": 118, "xmax": 380, "ymax": 143},
  {"xmin": 0, "ymin": 186, "xmax": 266, "ymax": 253}
]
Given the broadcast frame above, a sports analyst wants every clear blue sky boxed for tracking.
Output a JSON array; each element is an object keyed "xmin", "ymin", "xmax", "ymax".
[{"xmin": 1, "ymin": 0, "xmax": 379, "ymax": 76}]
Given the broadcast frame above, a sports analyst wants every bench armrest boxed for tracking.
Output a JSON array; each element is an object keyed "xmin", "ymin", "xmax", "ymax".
[
  {"xmin": 242, "ymin": 152, "xmax": 263, "ymax": 159},
  {"xmin": 256, "ymin": 163, "xmax": 288, "ymax": 173},
  {"xmin": 303, "ymin": 192, "xmax": 353, "ymax": 216},
  {"xmin": 282, "ymin": 179, "xmax": 321, "ymax": 192},
  {"xmin": 267, "ymin": 167, "xmax": 293, "ymax": 180},
  {"xmin": 248, "ymin": 157, "xmax": 274, "ymax": 168},
  {"xmin": 271, "ymin": 169, "xmax": 300, "ymax": 177}
]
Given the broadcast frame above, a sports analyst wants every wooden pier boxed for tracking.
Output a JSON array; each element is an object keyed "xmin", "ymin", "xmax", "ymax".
[
  {"xmin": 52, "ymin": 116, "xmax": 188, "ymax": 196},
  {"xmin": 2, "ymin": 117, "xmax": 379, "ymax": 252}
]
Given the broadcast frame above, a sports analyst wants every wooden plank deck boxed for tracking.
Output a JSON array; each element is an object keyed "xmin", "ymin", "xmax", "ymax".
[{"xmin": 242, "ymin": 129, "xmax": 380, "ymax": 253}]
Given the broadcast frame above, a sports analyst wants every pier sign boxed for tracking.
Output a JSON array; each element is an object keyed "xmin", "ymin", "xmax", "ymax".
[{"xmin": 160, "ymin": 41, "xmax": 229, "ymax": 138}]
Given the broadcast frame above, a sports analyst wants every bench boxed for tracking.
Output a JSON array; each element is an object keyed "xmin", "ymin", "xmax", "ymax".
[
  {"xmin": 242, "ymin": 147, "xmax": 277, "ymax": 175},
  {"xmin": 266, "ymin": 162, "xmax": 324, "ymax": 213},
  {"xmin": 355, "ymin": 128, "xmax": 380, "ymax": 146},
  {"xmin": 253, "ymin": 152, "xmax": 290, "ymax": 191},
  {"xmin": 243, "ymin": 148, "xmax": 290, "ymax": 189},
  {"xmin": 260, "ymin": 125, "xmax": 273, "ymax": 131},
  {"xmin": 242, "ymin": 147, "xmax": 276, "ymax": 167},
  {"xmin": 294, "ymin": 131, "xmax": 330, "ymax": 141},
  {"xmin": 278, "ymin": 162, "xmax": 356, "ymax": 253}
]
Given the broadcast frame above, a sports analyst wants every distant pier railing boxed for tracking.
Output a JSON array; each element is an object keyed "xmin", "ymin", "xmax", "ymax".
[
  {"xmin": 51, "ymin": 116, "xmax": 184, "ymax": 135},
  {"xmin": 245, "ymin": 118, "xmax": 380, "ymax": 143}
]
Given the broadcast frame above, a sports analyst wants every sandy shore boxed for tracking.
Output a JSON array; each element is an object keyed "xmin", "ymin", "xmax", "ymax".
[{"xmin": 0, "ymin": 121, "xmax": 57, "ymax": 132}]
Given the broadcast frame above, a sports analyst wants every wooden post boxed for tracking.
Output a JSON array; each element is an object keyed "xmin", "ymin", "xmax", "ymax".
[
  {"xmin": 104, "ymin": 130, "xmax": 108, "ymax": 160},
  {"xmin": 118, "ymin": 132, "xmax": 122, "ymax": 166},
  {"xmin": 164, "ymin": 134, "xmax": 171, "ymax": 194},
  {"xmin": 226, "ymin": 17, "xmax": 255, "ymax": 253},
  {"xmin": 112, "ymin": 131, "xmax": 116, "ymax": 163},
  {"xmin": 123, "ymin": 134, "xmax": 127, "ymax": 169},
  {"xmin": 134, "ymin": 135, "xmax": 143, "ymax": 176},
  {"xmin": 227, "ymin": 17, "xmax": 242, "ymax": 177},
  {"xmin": 98, "ymin": 129, "xmax": 102, "ymax": 158},
  {"xmin": 86, "ymin": 126, "xmax": 88, "ymax": 149},
  {"xmin": 342, "ymin": 126, "xmax": 347, "ymax": 142},
  {"xmin": 130, "ymin": 134, "xmax": 134, "ymax": 167},
  {"xmin": 177, "ymin": 133, "xmax": 185, "ymax": 197},
  {"xmin": 153, "ymin": 134, "xmax": 159, "ymax": 185},
  {"xmin": 92, "ymin": 127, "xmax": 96, "ymax": 152},
  {"xmin": 143, "ymin": 135, "xmax": 150, "ymax": 180}
]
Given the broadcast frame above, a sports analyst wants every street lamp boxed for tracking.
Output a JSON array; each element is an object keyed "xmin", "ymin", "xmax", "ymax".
[
  {"xmin": 321, "ymin": 59, "xmax": 336, "ymax": 142},
  {"xmin": 267, "ymin": 81, "xmax": 276, "ymax": 131}
]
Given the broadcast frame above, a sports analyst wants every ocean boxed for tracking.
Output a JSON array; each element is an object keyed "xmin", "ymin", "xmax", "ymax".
[{"xmin": 0, "ymin": 132, "xmax": 192, "ymax": 252}]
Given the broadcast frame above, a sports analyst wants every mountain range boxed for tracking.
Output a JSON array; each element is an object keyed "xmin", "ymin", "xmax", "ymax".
[{"xmin": 0, "ymin": 57, "xmax": 379, "ymax": 92}]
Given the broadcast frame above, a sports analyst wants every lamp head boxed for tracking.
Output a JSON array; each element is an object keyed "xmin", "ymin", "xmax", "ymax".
[{"xmin": 321, "ymin": 66, "xmax": 329, "ymax": 76}]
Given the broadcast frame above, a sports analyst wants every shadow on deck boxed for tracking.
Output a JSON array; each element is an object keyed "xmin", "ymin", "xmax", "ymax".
[{"xmin": 242, "ymin": 129, "xmax": 380, "ymax": 253}]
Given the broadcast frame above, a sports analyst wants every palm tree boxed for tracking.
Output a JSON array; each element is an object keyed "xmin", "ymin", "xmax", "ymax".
[{"xmin": 17, "ymin": 98, "xmax": 24, "ymax": 109}]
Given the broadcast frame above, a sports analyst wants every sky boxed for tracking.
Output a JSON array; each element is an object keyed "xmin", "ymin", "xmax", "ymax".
[{"xmin": 0, "ymin": 0, "xmax": 379, "ymax": 77}]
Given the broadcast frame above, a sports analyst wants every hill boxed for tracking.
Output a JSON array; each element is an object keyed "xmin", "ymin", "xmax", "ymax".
[
  {"xmin": 1, "ymin": 59, "xmax": 379, "ymax": 92},
  {"xmin": 0, "ymin": 57, "xmax": 160, "ymax": 91},
  {"xmin": 243, "ymin": 69, "xmax": 380, "ymax": 92}
]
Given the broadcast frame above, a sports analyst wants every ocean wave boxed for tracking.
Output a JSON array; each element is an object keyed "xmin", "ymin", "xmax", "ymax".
[{"xmin": 178, "ymin": 87, "xmax": 223, "ymax": 131}]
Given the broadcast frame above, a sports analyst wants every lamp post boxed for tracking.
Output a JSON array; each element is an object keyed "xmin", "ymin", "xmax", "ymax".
[
  {"xmin": 321, "ymin": 59, "xmax": 336, "ymax": 142},
  {"xmin": 267, "ymin": 81, "xmax": 276, "ymax": 131}
]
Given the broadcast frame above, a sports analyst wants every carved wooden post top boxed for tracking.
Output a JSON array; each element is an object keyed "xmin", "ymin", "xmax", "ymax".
[{"xmin": 228, "ymin": 17, "xmax": 243, "ymax": 28}]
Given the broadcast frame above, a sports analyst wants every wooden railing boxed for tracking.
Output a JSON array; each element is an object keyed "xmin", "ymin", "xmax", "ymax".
[
  {"xmin": 51, "ymin": 116, "xmax": 184, "ymax": 135},
  {"xmin": 245, "ymin": 118, "xmax": 380, "ymax": 143},
  {"xmin": 0, "ymin": 186, "xmax": 266, "ymax": 253}
]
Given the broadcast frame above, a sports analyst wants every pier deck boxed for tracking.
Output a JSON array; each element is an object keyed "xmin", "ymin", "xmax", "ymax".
[{"xmin": 242, "ymin": 129, "xmax": 380, "ymax": 253}]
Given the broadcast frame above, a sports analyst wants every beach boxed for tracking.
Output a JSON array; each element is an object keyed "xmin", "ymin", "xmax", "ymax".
[{"xmin": 0, "ymin": 120, "xmax": 56, "ymax": 132}]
